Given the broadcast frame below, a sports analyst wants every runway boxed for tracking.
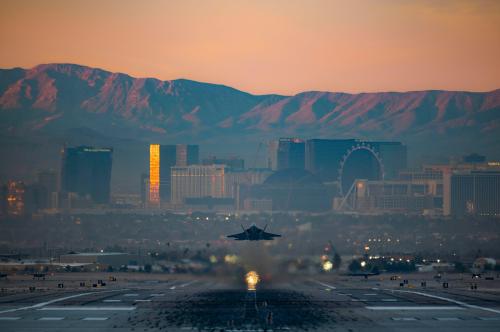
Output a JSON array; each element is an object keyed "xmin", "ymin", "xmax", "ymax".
[{"xmin": 0, "ymin": 274, "xmax": 499, "ymax": 331}]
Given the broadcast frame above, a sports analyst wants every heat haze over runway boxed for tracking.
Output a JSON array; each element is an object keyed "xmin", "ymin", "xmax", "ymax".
[{"xmin": 0, "ymin": 273, "xmax": 499, "ymax": 331}]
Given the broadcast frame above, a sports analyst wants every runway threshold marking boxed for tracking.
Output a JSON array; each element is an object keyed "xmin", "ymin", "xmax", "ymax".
[
  {"xmin": 477, "ymin": 317, "xmax": 500, "ymax": 321},
  {"xmin": 0, "ymin": 289, "xmax": 127, "ymax": 314},
  {"xmin": 310, "ymin": 280, "xmax": 336, "ymax": 290},
  {"xmin": 383, "ymin": 288, "xmax": 500, "ymax": 315}
]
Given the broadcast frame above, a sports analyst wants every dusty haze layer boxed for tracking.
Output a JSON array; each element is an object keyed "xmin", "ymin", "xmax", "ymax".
[{"xmin": 0, "ymin": 63, "xmax": 499, "ymax": 193}]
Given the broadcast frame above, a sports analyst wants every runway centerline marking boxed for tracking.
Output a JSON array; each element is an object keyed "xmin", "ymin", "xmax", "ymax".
[
  {"xmin": 383, "ymin": 288, "xmax": 500, "ymax": 315},
  {"xmin": 170, "ymin": 280, "xmax": 198, "ymax": 290},
  {"xmin": 39, "ymin": 317, "xmax": 64, "ymax": 320},
  {"xmin": 310, "ymin": 280, "xmax": 336, "ymax": 290},
  {"xmin": 103, "ymin": 299, "xmax": 121, "ymax": 303},
  {"xmin": 0, "ymin": 289, "xmax": 127, "ymax": 314},
  {"xmin": 82, "ymin": 317, "xmax": 109, "ymax": 321}
]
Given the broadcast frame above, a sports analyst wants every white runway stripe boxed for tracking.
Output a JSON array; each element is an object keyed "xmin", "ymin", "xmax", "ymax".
[
  {"xmin": 0, "ymin": 289, "xmax": 127, "ymax": 314},
  {"xmin": 392, "ymin": 317, "xmax": 418, "ymax": 321},
  {"xmin": 39, "ymin": 317, "xmax": 64, "ymax": 320},
  {"xmin": 82, "ymin": 317, "xmax": 108, "ymax": 321},
  {"xmin": 366, "ymin": 306, "xmax": 464, "ymax": 310},
  {"xmin": 39, "ymin": 306, "xmax": 135, "ymax": 311},
  {"xmin": 0, "ymin": 317, "xmax": 21, "ymax": 320},
  {"xmin": 310, "ymin": 280, "xmax": 336, "ymax": 290},
  {"xmin": 103, "ymin": 299, "xmax": 121, "ymax": 303},
  {"xmin": 170, "ymin": 280, "xmax": 198, "ymax": 290},
  {"xmin": 383, "ymin": 288, "xmax": 500, "ymax": 314}
]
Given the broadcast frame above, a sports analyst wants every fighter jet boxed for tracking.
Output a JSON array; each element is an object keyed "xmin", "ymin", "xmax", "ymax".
[{"xmin": 227, "ymin": 223, "xmax": 281, "ymax": 241}]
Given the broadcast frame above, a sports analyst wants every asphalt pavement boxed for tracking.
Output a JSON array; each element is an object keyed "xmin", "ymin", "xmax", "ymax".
[{"xmin": 0, "ymin": 274, "xmax": 499, "ymax": 331}]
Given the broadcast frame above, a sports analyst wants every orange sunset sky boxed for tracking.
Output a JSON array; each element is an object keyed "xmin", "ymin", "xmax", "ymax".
[{"xmin": 1, "ymin": 0, "xmax": 499, "ymax": 95}]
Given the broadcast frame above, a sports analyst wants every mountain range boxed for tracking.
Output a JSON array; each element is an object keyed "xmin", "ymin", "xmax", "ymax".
[{"xmin": 1, "ymin": 63, "xmax": 499, "ymax": 192}]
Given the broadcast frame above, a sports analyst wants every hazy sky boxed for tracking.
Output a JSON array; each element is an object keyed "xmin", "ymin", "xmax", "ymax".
[{"xmin": 1, "ymin": 0, "xmax": 499, "ymax": 95}]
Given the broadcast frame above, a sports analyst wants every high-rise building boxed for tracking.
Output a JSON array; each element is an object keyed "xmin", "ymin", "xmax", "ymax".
[
  {"xmin": 0, "ymin": 184, "xmax": 7, "ymax": 218},
  {"xmin": 304, "ymin": 139, "xmax": 407, "ymax": 194},
  {"xmin": 60, "ymin": 146, "xmax": 113, "ymax": 204},
  {"xmin": 366, "ymin": 141, "xmax": 407, "ymax": 179},
  {"xmin": 305, "ymin": 139, "xmax": 357, "ymax": 182},
  {"xmin": 267, "ymin": 141, "xmax": 279, "ymax": 170},
  {"xmin": 140, "ymin": 172, "xmax": 149, "ymax": 208},
  {"xmin": 36, "ymin": 169, "xmax": 58, "ymax": 208},
  {"xmin": 446, "ymin": 171, "xmax": 500, "ymax": 217},
  {"xmin": 176, "ymin": 145, "xmax": 199, "ymax": 166},
  {"xmin": 149, "ymin": 144, "xmax": 199, "ymax": 206},
  {"xmin": 276, "ymin": 138, "xmax": 305, "ymax": 170},
  {"xmin": 5, "ymin": 181, "xmax": 25, "ymax": 216},
  {"xmin": 170, "ymin": 165, "xmax": 227, "ymax": 205}
]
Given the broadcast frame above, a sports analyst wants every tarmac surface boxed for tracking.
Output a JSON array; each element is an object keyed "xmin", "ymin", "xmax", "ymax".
[{"xmin": 0, "ymin": 272, "xmax": 499, "ymax": 331}]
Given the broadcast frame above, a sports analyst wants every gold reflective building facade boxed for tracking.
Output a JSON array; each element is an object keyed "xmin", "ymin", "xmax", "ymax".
[
  {"xmin": 149, "ymin": 144, "xmax": 160, "ymax": 206},
  {"xmin": 148, "ymin": 144, "xmax": 199, "ymax": 207}
]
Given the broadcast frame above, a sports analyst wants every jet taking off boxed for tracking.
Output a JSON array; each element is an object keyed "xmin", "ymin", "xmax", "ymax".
[{"xmin": 227, "ymin": 224, "xmax": 281, "ymax": 241}]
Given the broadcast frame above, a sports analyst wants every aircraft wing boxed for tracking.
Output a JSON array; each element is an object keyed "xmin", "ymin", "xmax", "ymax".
[
  {"xmin": 227, "ymin": 232, "xmax": 248, "ymax": 240},
  {"xmin": 261, "ymin": 231, "xmax": 281, "ymax": 240}
]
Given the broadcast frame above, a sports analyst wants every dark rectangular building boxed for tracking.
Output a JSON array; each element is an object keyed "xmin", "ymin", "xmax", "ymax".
[
  {"xmin": 277, "ymin": 138, "xmax": 305, "ymax": 170},
  {"xmin": 305, "ymin": 139, "xmax": 357, "ymax": 182},
  {"xmin": 366, "ymin": 141, "xmax": 407, "ymax": 179},
  {"xmin": 61, "ymin": 146, "xmax": 113, "ymax": 204}
]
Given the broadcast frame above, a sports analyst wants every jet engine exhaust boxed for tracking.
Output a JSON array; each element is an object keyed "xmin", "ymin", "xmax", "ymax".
[{"xmin": 245, "ymin": 270, "xmax": 260, "ymax": 291}]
